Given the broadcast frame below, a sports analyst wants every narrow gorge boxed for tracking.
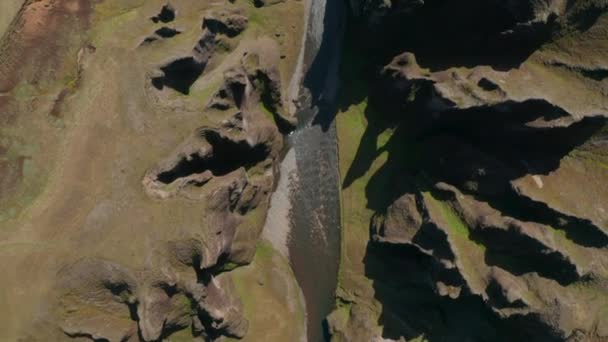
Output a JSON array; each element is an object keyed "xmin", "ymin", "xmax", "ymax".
[{"xmin": 0, "ymin": 0, "xmax": 607, "ymax": 341}]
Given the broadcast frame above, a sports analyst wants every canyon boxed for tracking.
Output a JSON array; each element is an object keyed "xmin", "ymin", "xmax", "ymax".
[{"xmin": 1, "ymin": 0, "xmax": 607, "ymax": 341}]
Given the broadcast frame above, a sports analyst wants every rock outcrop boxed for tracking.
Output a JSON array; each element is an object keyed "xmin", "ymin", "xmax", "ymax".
[
  {"xmin": 150, "ymin": 8, "xmax": 249, "ymax": 95},
  {"xmin": 207, "ymin": 37, "xmax": 297, "ymax": 132}
]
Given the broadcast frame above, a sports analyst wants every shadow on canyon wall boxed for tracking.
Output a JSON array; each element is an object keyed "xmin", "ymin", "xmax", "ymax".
[{"xmin": 336, "ymin": 1, "xmax": 608, "ymax": 340}]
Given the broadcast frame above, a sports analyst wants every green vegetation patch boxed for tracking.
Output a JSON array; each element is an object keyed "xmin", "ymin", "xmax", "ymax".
[
  {"xmin": 230, "ymin": 240, "xmax": 306, "ymax": 341},
  {"xmin": 255, "ymin": 240, "xmax": 274, "ymax": 260},
  {"xmin": 259, "ymin": 102, "xmax": 276, "ymax": 121},
  {"xmin": 427, "ymin": 194, "xmax": 472, "ymax": 240}
]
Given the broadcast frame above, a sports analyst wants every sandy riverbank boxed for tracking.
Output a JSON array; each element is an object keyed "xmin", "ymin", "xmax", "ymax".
[{"xmin": 262, "ymin": 148, "xmax": 297, "ymax": 259}]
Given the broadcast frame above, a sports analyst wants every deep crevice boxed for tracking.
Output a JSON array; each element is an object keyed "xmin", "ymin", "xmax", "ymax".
[
  {"xmin": 64, "ymin": 332, "xmax": 110, "ymax": 342},
  {"xmin": 155, "ymin": 27, "xmax": 181, "ymax": 38},
  {"xmin": 257, "ymin": 71, "xmax": 296, "ymax": 134},
  {"xmin": 550, "ymin": 61, "xmax": 608, "ymax": 81},
  {"xmin": 156, "ymin": 131, "xmax": 269, "ymax": 184},
  {"xmin": 151, "ymin": 4, "xmax": 175, "ymax": 23},
  {"xmin": 471, "ymin": 229, "xmax": 581, "ymax": 286},
  {"xmin": 352, "ymin": 0, "xmax": 556, "ymax": 72},
  {"xmin": 102, "ymin": 280, "xmax": 132, "ymax": 297},
  {"xmin": 480, "ymin": 190, "xmax": 608, "ymax": 248},
  {"xmin": 152, "ymin": 57, "xmax": 205, "ymax": 95}
]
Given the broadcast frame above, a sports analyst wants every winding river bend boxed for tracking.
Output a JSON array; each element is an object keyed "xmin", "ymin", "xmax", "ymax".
[{"xmin": 288, "ymin": 0, "xmax": 346, "ymax": 341}]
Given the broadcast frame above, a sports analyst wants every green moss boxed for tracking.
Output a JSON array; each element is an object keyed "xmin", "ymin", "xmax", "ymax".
[
  {"xmin": 426, "ymin": 192, "xmax": 489, "ymax": 253},
  {"xmin": 333, "ymin": 19, "xmax": 433, "ymax": 333},
  {"xmin": 570, "ymin": 150, "xmax": 608, "ymax": 170},
  {"xmin": 231, "ymin": 239, "xmax": 306, "ymax": 341},
  {"xmin": 409, "ymin": 335, "xmax": 430, "ymax": 342},
  {"xmin": 328, "ymin": 305, "xmax": 351, "ymax": 329},
  {"xmin": 376, "ymin": 128, "xmax": 394, "ymax": 149},
  {"xmin": 423, "ymin": 192, "xmax": 490, "ymax": 291},
  {"xmin": 407, "ymin": 83, "xmax": 421, "ymax": 103},
  {"xmin": 190, "ymin": 77, "xmax": 222, "ymax": 106},
  {"xmin": 218, "ymin": 262, "xmax": 240, "ymax": 272},
  {"xmin": 65, "ymin": 77, "xmax": 79, "ymax": 92},
  {"xmin": 255, "ymin": 240, "xmax": 274, "ymax": 260},
  {"xmin": 259, "ymin": 102, "xmax": 275, "ymax": 121},
  {"xmin": 12, "ymin": 82, "xmax": 37, "ymax": 101},
  {"xmin": 0, "ymin": 137, "xmax": 45, "ymax": 223},
  {"xmin": 176, "ymin": 294, "xmax": 191, "ymax": 309},
  {"xmin": 428, "ymin": 195, "xmax": 471, "ymax": 239},
  {"xmin": 248, "ymin": 9, "xmax": 266, "ymax": 28}
]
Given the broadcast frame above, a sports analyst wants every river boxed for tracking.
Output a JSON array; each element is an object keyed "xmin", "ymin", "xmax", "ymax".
[{"xmin": 287, "ymin": 0, "xmax": 346, "ymax": 341}]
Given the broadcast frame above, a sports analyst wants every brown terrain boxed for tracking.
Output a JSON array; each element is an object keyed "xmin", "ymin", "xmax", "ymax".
[{"xmin": 0, "ymin": 0, "xmax": 305, "ymax": 341}]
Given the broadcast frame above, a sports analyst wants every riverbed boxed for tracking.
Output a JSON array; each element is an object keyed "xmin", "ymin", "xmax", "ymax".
[{"xmin": 285, "ymin": 0, "xmax": 346, "ymax": 340}]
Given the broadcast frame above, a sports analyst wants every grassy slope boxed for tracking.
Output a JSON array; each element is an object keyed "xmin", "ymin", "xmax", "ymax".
[
  {"xmin": 0, "ymin": 0, "xmax": 23, "ymax": 38},
  {"xmin": 334, "ymin": 93, "xmax": 390, "ymax": 336},
  {"xmin": 228, "ymin": 241, "xmax": 306, "ymax": 342},
  {"xmin": 332, "ymin": 32, "xmax": 495, "ymax": 341}
]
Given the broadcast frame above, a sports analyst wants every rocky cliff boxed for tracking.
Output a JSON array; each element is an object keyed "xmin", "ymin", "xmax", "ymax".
[{"xmin": 330, "ymin": 0, "xmax": 608, "ymax": 341}]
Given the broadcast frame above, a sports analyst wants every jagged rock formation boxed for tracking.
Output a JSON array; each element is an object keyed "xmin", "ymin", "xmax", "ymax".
[
  {"xmin": 330, "ymin": 0, "xmax": 608, "ymax": 341},
  {"xmin": 151, "ymin": 8, "xmax": 248, "ymax": 95},
  {"xmin": 207, "ymin": 37, "xmax": 297, "ymax": 132}
]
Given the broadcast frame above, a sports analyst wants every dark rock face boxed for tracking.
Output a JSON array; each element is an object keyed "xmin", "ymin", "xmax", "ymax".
[
  {"xmin": 330, "ymin": 0, "xmax": 608, "ymax": 341},
  {"xmin": 250, "ymin": 0, "xmax": 287, "ymax": 8},
  {"xmin": 151, "ymin": 4, "xmax": 176, "ymax": 23}
]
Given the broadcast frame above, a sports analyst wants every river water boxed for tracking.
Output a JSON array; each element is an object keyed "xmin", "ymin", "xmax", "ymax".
[{"xmin": 286, "ymin": 0, "xmax": 346, "ymax": 341}]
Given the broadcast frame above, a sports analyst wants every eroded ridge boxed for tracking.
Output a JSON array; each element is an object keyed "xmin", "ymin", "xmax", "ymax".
[
  {"xmin": 207, "ymin": 37, "xmax": 296, "ymax": 133},
  {"xmin": 151, "ymin": 8, "xmax": 248, "ymax": 94}
]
